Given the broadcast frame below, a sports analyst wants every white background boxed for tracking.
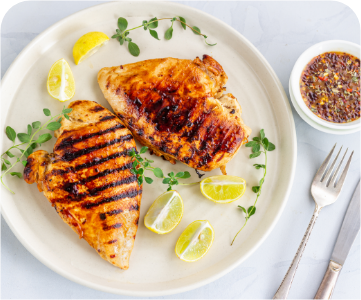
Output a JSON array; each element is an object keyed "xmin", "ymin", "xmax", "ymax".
[{"xmin": 1, "ymin": 1, "xmax": 360, "ymax": 299}]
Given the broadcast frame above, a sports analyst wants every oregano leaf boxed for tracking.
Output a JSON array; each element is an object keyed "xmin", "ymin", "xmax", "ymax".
[
  {"xmin": 2, "ymin": 162, "xmax": 7, "ymax": 171},
  {"xmin": 117, "ymin": 17, "xmax": 128, "ymax": 32},
  {"xmin": 250, "ymin": 151, "xmax": 261, "ymax": 158},
  {"xmin": 17, "ymin": 133, "xmax": 30, "ymax": 143},
  {"xmin": 179, "ymin": 16, "xmax": 186, "ymax": 29},
  {"xmin": 260, "ymin": 129, "xmax": 265, "ymax": 140},
  {"xmin": 32, "ymin": 121, "xmax": 41, "ymax": 129},
  {"xmin": 35, "ymin": 133, "xmax": 52, "ymax": 144},
  {"xmin": 192, "ymin": 26, "xmax": 201, "ymax": 35},
  {"xmin": 238, "ymin": 206, "xmax": 246, "ymax": 214},
  {"xmin": 10, "ymin": 172, "xmax": 22, "ymax": 178},
  {"xmin": 144, "ymin": 177, "xmax": 153, "ymax": 184},
  {"xmin": 140, "ymin": 146, "xmax": 148, "ymax": 154},
  {"xmin": 247, "ymin": 206, "xmax": 256, "ymax": 217},
  {"xmin": 22, "ymin": 160, "xmax": 27, "ymax": 167},
  {"xmin": 6, "ymin": 151, "xmax": 14, "ymax": 158},
  {"xmin": 149, "ymin": 29, "xmax": 160, "ymax": 40},
  {"xmin": 128, "ymin": 42, "xmax": 140, "ymax": 57},
  {"xmin": 252, "ymin": 186, "xmax": 260, "ymax": 193},
  {"xmin": 27, "ymin": 124, "xmax": 32, "ymax": 136},
  {"xmin": 46, "ymin": 122, "xmax": 61, "ymax": 131},
  {"xmin": 5, "ymin": 126, "xmax": 16, "ymax": 142},
  {"xmin": 43, "ymin": 108, "xmax": 51, "ymax": 116},
  {"xmin": 153, "ymin": 168, "xmax": 164, "ymax": 178},
  {"xmin": 164, "ymin": 26, "xmax": 173, "ymax": 40},
  {"xmin": 268, "ymin": 142, "xmax": 276, "ymax": 151},
  {"xmin": 148, "ymin": 17, "xmax": 158, "ymax": 28}
]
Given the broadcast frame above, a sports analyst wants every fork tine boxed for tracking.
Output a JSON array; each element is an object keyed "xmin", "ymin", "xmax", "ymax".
[
  {"xmin": 323, "ymin": 146, "xmax": 343, "ymax": 184},
  {"xmin": 334, "ymin": 151, "xmax": 353, "ymax": 190},
  {"xmin": 329, "ymin": 148, "xmax": 348, "ymax": 187},
  {"xmin": 313, "ymin": 143, "xmax": 336, "ymax": 182}
]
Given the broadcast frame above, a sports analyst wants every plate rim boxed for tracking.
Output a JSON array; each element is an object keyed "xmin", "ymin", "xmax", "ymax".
[{"xmin": 1, "ymin": 1, "xmax": 297, "ymax": 296}]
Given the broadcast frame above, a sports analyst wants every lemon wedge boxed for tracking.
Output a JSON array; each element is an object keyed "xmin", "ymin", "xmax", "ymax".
[
  {"xmin": 144, "ymin": 190, "xmax": 183, "ymax": 234},
  {"xmin": 175, "ymin": 220, "xmax": 214, "ymax": 262},
  {"xmin": 47, "ymin": 58, "xmax": 75, "ymax": 102},
  {"xmin": 200, "ymin": 175, "xmax": 246, "ymax": 203},
  {"xmin": 73, "ymin": 32, "xmax": 109, "ymax": 65}
]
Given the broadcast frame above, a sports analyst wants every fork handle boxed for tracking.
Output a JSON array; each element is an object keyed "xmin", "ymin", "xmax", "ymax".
[{"xmin": 273, "ymin": 206, "xmax": 321, "ymax": 299}]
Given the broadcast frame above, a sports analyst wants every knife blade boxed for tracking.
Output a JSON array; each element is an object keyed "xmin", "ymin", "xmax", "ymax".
[{"xmin": 331, "ymin": 180, "xmax": 360, "ymax": 265}]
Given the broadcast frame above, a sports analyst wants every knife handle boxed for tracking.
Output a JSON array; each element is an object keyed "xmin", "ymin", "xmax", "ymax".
[{"xmin": 314, "ymin": 260, "xmax": 342, "ymax": 299}]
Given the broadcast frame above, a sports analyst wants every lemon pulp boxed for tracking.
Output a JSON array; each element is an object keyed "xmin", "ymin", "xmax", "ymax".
[
  {"xmin": 73, "ymin": 31, "xmax": 109, "ymax": 65},
  {"xmin": 175, "ymin": 220, "xmax": 214, "ymax": 262},
  {"xmin": 47, "ymin": 58, "xmax": 75, "ymax": 102},
  {"xmin": 144, "ymin": 190, "xmax": 183, "ymax": 234},
  {"xmin": 200, "ymin": 175, "xmax": 246, "ymax": 203}
]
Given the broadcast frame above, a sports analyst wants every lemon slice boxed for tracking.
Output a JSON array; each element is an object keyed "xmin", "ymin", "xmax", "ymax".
[
  {"xmin": 144, "ymin": 190, "xmax": 183, "ymax": 234},
  {"xmin": 175, "ymin": 220, "xmax": 214, "ymax": 262},
  {"xmin": 73, "ymin": 32, "xmax": 109, "ymax": 65},
  {"xmin": 200, "ymin": 175, "xmax": 246, "ymax": 203},
  {"xmin": 47, "ymin": 58, "xmax": 75, "ymax": 102}
]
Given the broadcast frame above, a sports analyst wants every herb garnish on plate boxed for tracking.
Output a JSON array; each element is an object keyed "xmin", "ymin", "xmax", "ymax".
[{"xmin": 112, "ymin": 16, "xmax": 216, "ymax": 57}]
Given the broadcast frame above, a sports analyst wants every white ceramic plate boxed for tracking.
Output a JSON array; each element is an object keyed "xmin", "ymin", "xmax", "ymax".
[{"xmin": 1, "ymin": 1, "xmax": 296, "ymax": 296}]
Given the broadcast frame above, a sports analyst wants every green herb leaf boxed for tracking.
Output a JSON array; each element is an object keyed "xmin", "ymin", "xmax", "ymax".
[
  {"xmin": 17, "ymin": 133, "xmax": 31, "ymax": 143},
  {"xmin": 43, "ymin": 108, "xmax": 51, "ymax": 116},
  {"xmin": 137, "ymin": 176, "xmax": 143, "ymax": 185},
  {"xmin": 246, "ymin": 141, "xmax": 258, "ymax": 147},
  {"xmin": 6, "ymin": 126, "xmax": 16, "ymax": 142},
  {"xmin": 128, "ymin": 42, "xmax": 140, "ymax": 57},
  {"xmin": 27, "ymin": 124, "xmax": 32, "ymax": 136},
  {"xmin": 4, "ymin": 158, "xmax": 11, "ymax": 165},
  {"xmin": 23, "ymin": 147, "xmax": 33, "ymax": 158},
  {"xmin": 260, "ymin": 129, "xmax": 265, "ymax": 140},
  {"xmin": 148, "ymin": 17, "xmax": 158, "ymax": 28},
  {"xmin": 163, "ymin": 178, "xmax": 171, "ymax": 184},
  {"xmin": 30, "ymin": 143, "xmax": 37, "ymax": 149},
  {"xmin": 32, "ymin": 121, "xmax": 41, "ymax": 129},
  {"xmin": 175, "ymin": 172, "xmax": 185, "ymax": 178},
  {"xmin": 167, "ymin": 186, "xmax": 172, "ymax": 191},
  {"xmin": 262, "ymin": 138, "xmax": 269, "ymax": 150},
  {"xmin": 144, "ymin": 177, "xmax": 153, "ymax": 184},
  {"xmin": 62, "ymin": 108, "xmax": 72, "ymax": 114},
  {"xmin": 64, "ymin": 114, "xmax": 70, "ymax": 120},
  {"xmin": 118, "ymin": 17, "xmax": 128, "ymax": 32},
  {"xmin": 35, "ymin": 133, "xmax": 52, "ymax": 144},
  {"xmin": 119, "ymin": 38, "xmax": 124, "ymax": 45},
  {"xmin": 46, "ymin": 122, "xmax": 61, "ymax": 131},
  {"xmin": 267, "ymin": 142, "xmax": 276, "ymax": 151},
  {"xmin": 250, "ymin": 151, "xmax": 261, "ymax": 158},
  {"xmin": 149, "ymin": 29, "xmax": 160, "ymax": 40},
  {"xmin": 253, "ymin": 164, "xmax": 265, "ymax": 169},
  {"xmin": 178, "ymin": 171, "xmax": 191, "ymax": 179},
  {"xmin": 247, "ymin": 206, "xmax": 256, "ymax": 217},
  {"xmin": 138, "ymin": 168, "xmax": 144, "ymax": 175},
  {"xmin": 238, "ymin": 206, "xmax": 246, "ymax": 214},
  {"xmin": 140, "ymin": 146, "xmax": 148, "ymax": 154},
  {"xmin": 253, "ymin": 137, "xmax": 260, "ymax": 142},
  {"xmin": 2, "ymin": 162, "xmax": 7, "ymax": 171},
  {"xmin": 153, "ymin": 168, "xmax": 164, "ymax": 178},
  {"xmin": 252, "ymin": 186, "xmax": 260, "ymax": 193},
  {"xmin": 6, "ymin": 151, "xmax": 14, "ymax": 158},
  {"xmin": 252, "ymin": 144, "xmax": 260, "ymax": 153},
  {"xmin": 164, "ymin": 26, "xmax": 173, "ymax": 40},
  {"xmin": 192, "ymin": 26, "xmax": 201, "ymax": 35},
  {"xmin": 22, "ymin": 160, "xmax": 27, "ymax": 167},
  {"xmin": 111, "ymin": 34, "xmax": 118, "ymax": 39},
  {"xmin": 168, "ymin": 172, "xmax": 175, "ymax": 178},
  {"xmin": 179, "ymin": 16, "xmax": 186, "ymax": 29},
  {"xmin": 10, "ymin": 172, "xmax": 22, "ymax": 178}
]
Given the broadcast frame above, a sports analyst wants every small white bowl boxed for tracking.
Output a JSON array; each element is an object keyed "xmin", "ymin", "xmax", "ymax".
[{"xmin": 290, "ymin": 40, "xmax": 360, "ymax": 131}]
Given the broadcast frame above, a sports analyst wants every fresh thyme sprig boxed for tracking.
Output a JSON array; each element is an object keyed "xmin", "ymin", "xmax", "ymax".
[
  {"xmin": 231, "ymin": 129, "xmax": 276, "ymax": 245},
  {"xmin": 112, "ymin": 16, "xmax": 216, "ymax": 57},
  {"xmin": 128, "ymin": 146, "xmax": 199, "ymax": 190},
  {"xmin": 1, "ymin": 107, "xmax": 72, "ymax": 194}
]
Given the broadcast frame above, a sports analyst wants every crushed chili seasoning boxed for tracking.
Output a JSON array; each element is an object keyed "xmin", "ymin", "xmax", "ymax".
[{"xmin": 300, "ymin": 52, "xmax": 360, "ymax": 123}]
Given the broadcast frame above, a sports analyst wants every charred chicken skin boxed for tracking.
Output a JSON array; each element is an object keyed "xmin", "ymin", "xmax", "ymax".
[
  {"xmin": 24, "ymin": 100, "xmax": 141, "ymax": 270},
  {"xmin": 97, "ymin": 55, "xmax": 251, "ymax": 174}
]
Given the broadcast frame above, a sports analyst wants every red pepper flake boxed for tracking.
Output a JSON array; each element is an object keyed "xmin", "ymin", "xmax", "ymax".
[
  {"xmin": 318, "ymin": 76, "xmax": 328, "ymax": 81},
  {"xmin": 347, "ymin": 88, "xmax": 353, "ymax": 92},
  {"xmin": 357, "ymin": 92, "xmax": 360, "ymax": 96}
]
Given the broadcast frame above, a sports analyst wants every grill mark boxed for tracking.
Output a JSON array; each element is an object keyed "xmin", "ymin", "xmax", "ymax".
[
  {"xmin": 82, "ymin": 188, "xmax": 141, "ymax": 209},
  {"xmin": 91, "ymin": 106, "xmax": 105, "ymax": 112},
  {"xmin": 129, "ymin": 204, "xmax": 139, "ymax": 211},
  {"xmin": 55, "ymin": 124, "xmax": 125, "ymax": 151},
  {"xmin": 88, "ymin": 175, "xmax": 137, "ymax": 196},
  {"xmin": 75, "ymin": 148, "xmax": 134, "ymax": 171},
  {"xmin": 110, "ymin": 254, "xmax": 116, "ymax": 258},
  {"xmin": 99, "ymin": 115, "xmax": 117, "ymax": 122},
  {"xmin": 106, "ymin": 209, "xmax": 123, "ymax": 216},
  {"xmin": 103, "ymin": 223, "xmax": 122, "ymax": 231},
  {"xmin": 83, "ymin": 163, "xmax": 132, "ymax": 182},
  {"xmin": 108, "ymin": 239, "xmax": 118, "ymax": 244},
  {"xmin": 61, "ymin": 135, "xmax": 133, "ymax": 162}
]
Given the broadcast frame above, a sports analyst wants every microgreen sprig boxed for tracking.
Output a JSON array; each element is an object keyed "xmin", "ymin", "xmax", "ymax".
[
  {"xmin": 1, "ymin": 107, "xmax": 72, "ymax": 194},
  {"xmin": 128, "ymin": 146, "xmax": 198, "ymax": 190},
  {"xmin": 231, "ymin": 129, "xmax": 276, "ymax": 245},
  {"xmin": 112, "ymin": 16, "xmax": 216, "ymax": 57}
]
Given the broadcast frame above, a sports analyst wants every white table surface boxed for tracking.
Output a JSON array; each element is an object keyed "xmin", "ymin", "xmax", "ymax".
[{"xmin": 1, "ymin": 1, "xmax": 360, "ymax": 299}]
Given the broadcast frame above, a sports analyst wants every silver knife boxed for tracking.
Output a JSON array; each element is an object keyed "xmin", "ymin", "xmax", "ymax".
[{"xmin": 314, "ymin": 181, "xmax": 360, "ymax": 299}]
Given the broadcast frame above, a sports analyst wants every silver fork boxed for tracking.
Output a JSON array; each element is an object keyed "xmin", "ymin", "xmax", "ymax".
[{"xmin": 273, "ymin": 144, "xmax": 354, "ymax": 299}]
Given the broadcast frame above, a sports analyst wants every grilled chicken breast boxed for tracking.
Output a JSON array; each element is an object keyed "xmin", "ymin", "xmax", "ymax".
[
  {"xmin": 24, "ymin": 100, "xmax": 141, "ymax": 270},
  {"xmin": 97, "ymin": 55, "xmax": 251, "ymax": 174}
]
